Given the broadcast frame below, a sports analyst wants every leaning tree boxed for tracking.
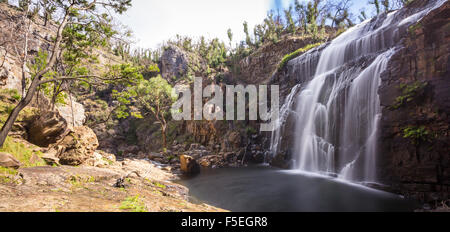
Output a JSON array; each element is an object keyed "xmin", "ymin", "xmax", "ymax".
[{"xmin": 0, "ymin": 0, "xmax": 132, "ymax": 147}]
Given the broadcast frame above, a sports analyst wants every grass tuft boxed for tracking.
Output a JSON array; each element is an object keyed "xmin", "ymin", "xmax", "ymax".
[
  {"xmin": 278, "ymin": 42, "xmax": 322, "ymax": 71},
  {"xmin": 120, "ymin": 195, "xmax": 148, "ymax": 212}
]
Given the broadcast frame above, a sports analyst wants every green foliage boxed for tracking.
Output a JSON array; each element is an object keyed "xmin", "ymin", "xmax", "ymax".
[
  {"xmin": 28, "ymin": 50, "xmax": 68, "ymax": 105},
  {"xmin": 370, "ymin": 0, "xmax": 381, "ymax": 14},
  {"xmin": 152, "ymin": 181, "xmax": 167, "ymax": 189},
  {"xmin": 113, "ymin": 75, "xmax": 175, "ymax": 120},
  {"xmin": 403, "ymin": 126, "xmax": 430, "ymax": 144},
  {"xmin": 106, "ymin": 63, "xmax": 144, "ymax": 86},
  {"xmin": 133, "ymin": 75, "xmax": 176, "ymax": 115},
  {"xmin": 120, "ymin": 195, "xmax": 148, "ymax": 212},
  {"xmin": 243, "ymin": 21, "xmax": 252, "ymax": 47},
  {"xmin": 278, "ymin": 42, "xmax": 322, "ymax": 71},
  {"xmin": 0, "ymin": 99, "xmax": 36, "ymax": 127},
  {"xmin": 408, "ymin": 23, "xmax": 422, "ymax": 38},
  {"xmin": 0, "ymin": 89, "xmax": 21, "ymax": 101},
  {"xmin": 0, "ymin": 165, "xmax": 19, "ymax": 184},
  {"xmin": 147, "ymin": 63, "xmax": 160, "ymax": 73},
  {"xmin": 227, "ymin": 28, "xmax": 233, "ymax": 46},
  {"xmin": 0, "ymin": 137, "xmax": 45, "ymax": 168},
  {"xmin": 391, "ymin": 81, "xmax": 428, "ymax": 109},
  {"xmin": 246, "ymin": 126, "xmax": 258, "ymax": 135}
]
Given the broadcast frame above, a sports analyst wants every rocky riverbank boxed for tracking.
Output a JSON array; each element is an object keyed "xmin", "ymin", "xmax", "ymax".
[{"xmin": 0, "ymin": 140, "xmax": 225, "ymax": 212}]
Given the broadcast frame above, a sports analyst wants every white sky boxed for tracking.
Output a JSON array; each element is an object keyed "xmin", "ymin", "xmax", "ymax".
[
  {"xmin": 117, "ymin": 0, "xmax": 369, "ymax": 50},
  {"xmin": 117, "ymin": 0, "xmax": 273, "ymax": 49}
]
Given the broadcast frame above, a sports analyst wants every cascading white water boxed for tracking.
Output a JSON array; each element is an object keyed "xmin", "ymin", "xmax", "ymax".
[
  {"xmin": 338, "ymin": 49, "xmax": 395, "ymax": 181},
  {"xmin": 291, "ymin": 11, "xmax": 399, "ymax": 181},
  {"xmin": 270, "ymin": 0, "xmax": 447, "ymax": 183}
]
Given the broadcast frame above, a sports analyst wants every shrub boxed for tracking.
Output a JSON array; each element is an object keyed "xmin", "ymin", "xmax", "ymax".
[
  {"xmin": 403, "ymin": 126, "xmax": 430, "ymax": 145},
  {"xmin": 120, "ymin": 195, "xmax": 148, "ymax": 212},
  {"xmin": 0, "ymin": 137, "xmax": 45, "ymax": 167},
  {"xmin": 278, "ymin": 43, "xmax": 322, "ymax": 71},
  {"xmin": 391, "ymin": 81, "xmax": 428, "ymax": 109}
]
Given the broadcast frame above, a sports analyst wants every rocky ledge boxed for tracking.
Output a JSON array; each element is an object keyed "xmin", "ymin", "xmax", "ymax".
[{"xmin": 0, "ymin": 152, "xmax": 225, "ymax": 212}]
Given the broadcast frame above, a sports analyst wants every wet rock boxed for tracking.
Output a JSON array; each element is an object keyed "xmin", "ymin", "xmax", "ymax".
[
  {"xmin": 189, "ymin": 143, "xmax": 201, "ymax": 150},
  {"xmin": 149, "ymin": 153, "xmax": 164, "ymax": 160},
  {"xmin": 270, "ymin": 152, "xmax": 293, "ymax": 169},
  {"xmin": 223, "ymin": 152, "xmax": 237, "ymax": 162},
  {"xmin": 0, "ymin": 152, "xmax": 21, "ymax": 169},
  {"xmin": 198, "ymin": 155, "xmax": 226, "ymax": 168},
  {"xmin": 252, "ymin": 151, "xmax": 265, "ymax": 164},
  {"xmin": 377, "ymin": 1, "xmax": 450, "ymax": 201},
  {"xmin": 180, "ymin": 155, "xmax": 200, "ymax": 175}
]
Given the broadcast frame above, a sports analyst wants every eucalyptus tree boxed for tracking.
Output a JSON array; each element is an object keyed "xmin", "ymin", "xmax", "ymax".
[
  {"xmin": 0, "ymin": 0, "xmax": 132, "ymax": 147},
  {"xmin": 113, "ymin": 75, "xmax": 177, "ymax": 149}
]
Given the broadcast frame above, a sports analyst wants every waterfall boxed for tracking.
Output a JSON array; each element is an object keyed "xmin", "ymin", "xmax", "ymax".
[{"xmin": 270, "ymin": 0, "xmax": 447, "ymax": 183}]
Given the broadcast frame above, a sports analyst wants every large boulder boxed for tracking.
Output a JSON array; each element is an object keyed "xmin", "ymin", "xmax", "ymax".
[
  {"xmin": 56, "ymin": 98, "xmax": 86, "ymax": 127},
  {"xmin": 221, "ymin": 131, "xmax": 242, "ymax": 152},
  {"xmin": 0, "ymin": 152, "xmax": 21, "ymax": 169},
  {"xmin": 26, "ymin": 110, "xmax": 69, "ymax": 147},
  {"xmin": 161, "ymin": 45, "xmax": 189, "ymax": 80},
  {"xmin": 56, "ymin": 126, "xmax": 99, "ymax": 166},
  {"xmin": 160, "ymin": 45, "xmax": 206, "ymax": 82},
  {"xmin": 180, "ymin": 155, "xmax": 200, "ymax": 175}
]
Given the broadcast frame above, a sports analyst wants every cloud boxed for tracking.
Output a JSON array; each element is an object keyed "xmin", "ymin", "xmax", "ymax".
[{"xmin": 117, "ymin": 0, "xmax": 272, "ymax": 49}]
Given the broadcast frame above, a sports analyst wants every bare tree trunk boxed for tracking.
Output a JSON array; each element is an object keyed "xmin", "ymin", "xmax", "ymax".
[
  {"xmin": 0, "ymin": 77, "xmax": 40, "ymax": 146},
  {"xmin": 21, "ymin": 29, "xmax": 29, "ymax": 97},
  {"xmin": 161, "ymin": 124, "xmax": 167, "ymax": 149},
  {"xmin": 44, "ymin": 12, "xmax": 48, "ymax": 27}
]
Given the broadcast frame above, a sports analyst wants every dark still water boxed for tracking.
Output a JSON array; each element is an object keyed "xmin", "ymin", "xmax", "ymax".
[{"xmin": 178, "ymin": 166, "xmax": 419, "ymax": 212}]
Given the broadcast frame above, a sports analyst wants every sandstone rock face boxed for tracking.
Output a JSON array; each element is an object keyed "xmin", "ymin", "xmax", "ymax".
[
  {"xmin": 56, "ymin": 126, "xmax": 99, "ymax": 166},
  {"xmin": 160, "ymin": 45, "xmax": 206, "ymax": 82},
  {"xmin": 234, "ymin": 34, "xmax": 332, "ymax": 85},
  {"xmin": 0, "ymin": 152, "xmax": 21, "ymax": 169},
  {"xmin": 265, "ymin": 0, "xmax": 449, "ymax": 202},
  {"xmin": 180, "ymin": 155, "xmax": 200, "ymax": 175},
  {"xmin": 0, "ymin": 58, "xmax": 23, "ymax": 91},
  {"xmin": 161, "ymin": 45, "xmax": 189, "ymax": 80},
  {"xmin": 26, "ymin": 111, "xmax": 69, "ymax": 147},
  {"xmin": 56, "ymin": 98, "xmax": 86, "ymax": 127},
  {"xmin": 378, "ymin": 1, "xmax": 450, "ymax": 202},
  {"xmin": 0, "ymin": 4, "xmax": 55, "ymax": 92}
]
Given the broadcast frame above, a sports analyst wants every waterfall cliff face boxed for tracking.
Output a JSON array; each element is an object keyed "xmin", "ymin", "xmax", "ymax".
[{"xmin": 270, "ymin": 0, "xmax": 447, "ymax": 183}]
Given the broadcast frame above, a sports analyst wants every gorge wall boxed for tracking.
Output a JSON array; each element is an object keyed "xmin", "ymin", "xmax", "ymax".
[
  {"xmin": 378, "ymin": 1, "xmax": 450, "ymax": 202},
  {"xmin": 268, "ymin": 0, "xmax": 449, "ymax": 202}
]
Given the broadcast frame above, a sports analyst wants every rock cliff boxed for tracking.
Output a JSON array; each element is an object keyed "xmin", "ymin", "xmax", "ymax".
[{"xmin": 378, "ymin": 1, "xmax": 450, "ymax": 202}]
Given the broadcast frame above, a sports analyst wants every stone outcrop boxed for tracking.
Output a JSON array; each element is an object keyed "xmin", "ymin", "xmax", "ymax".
[
  {"xmin": 53, "ymin": 126, "xmax": 99, "ymax": 166},
  {"xmin": 26, "ymin": 110, "xmax": 69, "ymax": 147},
  {"xmin": 161, "ymin": 45, "xmax": 206, "ymax": 82},
  {"xmin": 161, "ymin": 45, "xmax": 189, "ymax": 80},
  {"xmin": 56, "ymin": 98, "xmax": 86, "ymax": 127},
  {"xmin": 233, "ymin": 35, "xmax": 327, "ymax": 85},
  {"xmin": 0, "ymin": 4, "xmax": 56, "ymax": 92},
  {"xmin": 0, "ymin": 152, "xmax": 21, "ymax": 169},
  {"xmin": 378, "ymin": 1, "xmax": 450, "ymax": 202},
  {"xmin": 180, "ymin": 155, "xmax": 200, "ymax": 175},
  {"xmin": 265, "ymin": 0, "xmax": 449, "ymax": 203}
]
